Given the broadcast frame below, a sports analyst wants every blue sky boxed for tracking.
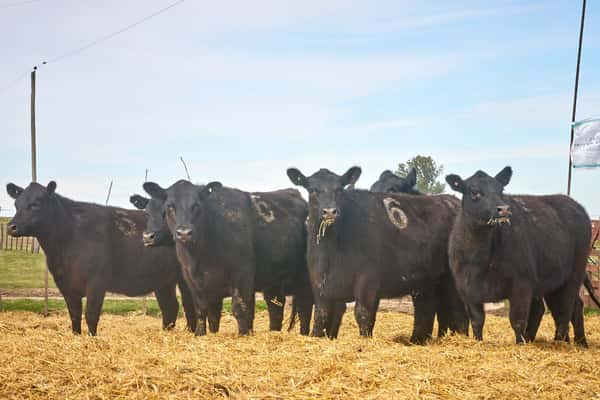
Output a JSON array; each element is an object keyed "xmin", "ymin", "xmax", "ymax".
[{"xmin": 1, "ymin": 0, "xmax": 600, "ymax": 215}]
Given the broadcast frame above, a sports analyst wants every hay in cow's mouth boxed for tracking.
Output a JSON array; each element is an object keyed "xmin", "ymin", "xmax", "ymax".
[
  {"xmin": 487, "ymin": 216, "xmax": 511, "ymax": 226},
  {"xmin": 317, "ymin": 217, "xmax": 336, "ymax": 244}
]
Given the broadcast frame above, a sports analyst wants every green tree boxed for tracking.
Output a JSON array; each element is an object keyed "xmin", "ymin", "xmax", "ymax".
[{"xmin": 396, "ymin": 155, "xmax": 445, "ymax": 194}]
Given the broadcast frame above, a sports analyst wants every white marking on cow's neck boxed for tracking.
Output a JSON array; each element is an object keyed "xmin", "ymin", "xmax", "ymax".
[
  {"xmin": 250, "ymin": 195, "xmax": 275, "ymax": 223},
  {"xmin": 383, "ymin": 197, "xmax": 408, "ymax": 230}
]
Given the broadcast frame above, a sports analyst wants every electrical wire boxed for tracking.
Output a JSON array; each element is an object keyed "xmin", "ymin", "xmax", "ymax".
[
  {"xmin": 0, "ymin": 70, "xmax": 30, "ymax": 95},
  {"xmin": 44, "ymin": 0, "xmax": 185, "ymax": 65},
  {"xmin": 0, "ymin": 0, "xmax": 44, "ymax": 9},
  {"xmin": 0, "ymin": 0, "xmax": 186, "ymax": 95}
]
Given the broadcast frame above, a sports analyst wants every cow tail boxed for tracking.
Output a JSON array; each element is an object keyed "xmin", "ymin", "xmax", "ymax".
[{"xmin": 584, "ymin": 272, "xmax": 600, "ymax": 308}]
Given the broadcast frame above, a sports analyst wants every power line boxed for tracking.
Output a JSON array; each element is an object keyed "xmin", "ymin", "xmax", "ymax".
[
  {"xmin": 0, "ymin": 0, "xmax": 186, "ymax": 95},
  {"xmin": 44, "ymin": 0, "xmax": 186, "ymax": 65},
  {"xmin": 0, "ymin": 70, "xmax": 29, "ymax": 94},
  {"xmin": 0, "ymin": 0, "xmax": 44, "ymax": 9}
]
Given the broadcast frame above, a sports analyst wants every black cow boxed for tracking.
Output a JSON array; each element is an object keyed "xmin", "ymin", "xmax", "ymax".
[
  {"xmin": 370, "ymin": 168, "xmax": 422, "ymax": 195},
  {"xmin": 287, "ymin": 166, "xmax": 460, "ymax": 343},
  {"xmin": 6, "ymin": 181, "xmax": 197, "ymax": 336},
  {"xmin": 446, "ymin": 167, "xmax": 591, "ymax": 345},
  {"xmin": 143, "ymin": 180, "xmax": 313, "ymax": 336},
  {"xmin": 129, "ymin": 194, "xmax": 223, "ymax": 333},
  {"xmin": 370, "ymin": 168, "xmax": 469, "ymax": 337}
]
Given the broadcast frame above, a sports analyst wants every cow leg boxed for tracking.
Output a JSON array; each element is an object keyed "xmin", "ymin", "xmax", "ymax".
[
  {"xmin": 411, "ymin": 287, "xmax": 437, "ymax": 344},
  {"xmin": 367, "ymin": 298, "xmax": 381, "ymax": 336},
  {"xmin": 84, "ymin": 281, "xmax": 106, "ymax": 336},
  {"xmin": 354, "ymin": 280, "xmax": 379, "ymax": 337},
  {"xmin": 466, "ymin": 303, "xmax": 485, "ymax": 341},
  {"xmin": 508, "ymin": 293, "xmax": 532, "ymax": 344},
  {"xmin": 312, "ymin": 298, "xmax": 331, "ymax": 337},
  {"xmin": 264, "ymin": 288, "xmax": 285, "ymax": 331},
  {"xmin": 231, "ymin": 277, "xmax": 254, "ymax": 336},
  {"xmin": 436, "ymin": 296, "xmax": 450, "ymax": 338},
  {"xmin": 571, "ymin": 297, "xmax": 587, "ymax": 347},
  {"xmin": 326, "ymin": 301, "xmax": 346, "ymax": 339},
  {"xmin": 545, "ymin": 285, "xmax": 575, "ymax": 343},
  {"xmin": 295, "ymin": 285, "xmax": 314, "ymax": 336},
  {"xmin": 436, "ymin": 274, "xmax": 451, "ymax": 337},
  {"xmin": 248, "ymin": 291, "xmax": 256, "ymax": 333},
  {"xmin": 178, "ymin": 279, "xmax": 197, "ymax": 333},
  {"xmin": 64, "ymin": 294, "xmax": 83, "ymax": 335},
  {"xmin": 524, "ymin": 298, "xmax": 545, "ymax": 342},
  {"xmin": 154, "ymin": 285, "xmax": 179, "ymax": 330},
  {"xmin": 443, "ymin": 276, "xmax": 469, "ymax": 336},
  {"xmin": 206, "ymin": 298, "xmax": 223, "ymax": 334},
  {"xmin": 194, "ymin": 305, "xmax": 208, "ymax": 337}
]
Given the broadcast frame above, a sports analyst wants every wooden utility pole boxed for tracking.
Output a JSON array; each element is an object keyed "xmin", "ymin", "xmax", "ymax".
[
  {"xmin": 567, "ymin": 0, "xmax": 587, "ymax": 195},
  {"xmin": 31, "ymin": 66, "xmax": 48, "ymax": 316}
]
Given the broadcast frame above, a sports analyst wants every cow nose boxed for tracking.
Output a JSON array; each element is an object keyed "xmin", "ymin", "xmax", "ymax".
[
  {"xmin": 322, "ymin": 208, "xmax": 338, "ymax": 219},
  {"xmin": 7, "ymin": 224, "xmax": 17, "ymax": 235},
  {"xmin": 496, "ymin": 205, "xmax": 511, "ymax": 216},
  {"xmin": 142, "ymin": 232, "xmax": 155, "ymax": 245},
  {"xmin": 143, "ymin": 232, "xmax": 155, "ymax": 240},
  {"xmin": 175, "ymin": 228, "xmax": 193, "ymax": 242}
]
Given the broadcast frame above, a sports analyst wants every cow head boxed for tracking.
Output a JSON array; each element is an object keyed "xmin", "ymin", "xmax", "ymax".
[
  {"xmin": 130, "ymin": 193, "xmax": 174, "ymax": 247},
  {"xmin": 287, "ymin": 166, "xmax": 361, "ymax": 238},
  {"xmin": 446, "ymin": 166, "xmax": 513, "ymax": 226},
  {"xmin": 6, "ymin": 181, "xmax": 58, "ymax": 237},
  {"xmin": 144, "ymin": 180, "xmax": 222, "ymax": 245},
  {"xmin": 370, "ymin": 168, "xmax": 419, "ymax": 194}
]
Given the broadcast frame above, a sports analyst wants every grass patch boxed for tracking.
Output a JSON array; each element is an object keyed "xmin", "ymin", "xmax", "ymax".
[
  {"xmin": 1, "ymin": 297, "xmax": 267, "ymax": 316},
  {"xmin": 584, "ymin": 307, "xmax": 600, "ymax": 316},
  {"xmin": 0, "ymin": 250, "xmax": 54, "ymax": 289}
]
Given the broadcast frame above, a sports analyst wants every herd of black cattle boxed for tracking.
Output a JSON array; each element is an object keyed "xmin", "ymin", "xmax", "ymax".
[{"xmin": 6, "ymin": 165, "xmax": 600, "ymax": 346}]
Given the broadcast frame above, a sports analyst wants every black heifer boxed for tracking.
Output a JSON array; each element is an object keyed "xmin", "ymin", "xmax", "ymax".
[
  {"xmin": 288, "ymin": 166, "xmax": 460, "ymax": 343},
  {"xmin": 130, "ymin": 194, "xmax": 223, "ymax": 333},
  {"xmin": 446, "ymin": 167, "xmax": 591, "ymax": 345},
  {"xmin": 6, "ymin": 181, "xmax": 196, "ymax": 336},
  {"xmin": 370, "ymin": 168, "xmax": 469, "ymax": 337},
  {"xmin": 370, "ymin": 168, "xmax": 422, "ymax": 195},
  {"xmin": 143, "ymin": 180, "xmax": 313, "ymax": 336}
]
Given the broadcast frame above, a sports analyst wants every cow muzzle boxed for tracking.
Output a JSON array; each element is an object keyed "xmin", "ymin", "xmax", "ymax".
[
  {"xmin": 142, "ymin": 231, "xmax": 157, "ymax": 247},
  {"xmin": 487, "ymin": 205, "xmax": 512, "ymax": 226},
  {"xmin": 317, "ymin": 208, "xmax": 338, "ymax": 245},
  {"xmin": 7, "ymin": 223, "xmax": 19, "ymax": 237},
  {"xmin": 175, "ymin": 228, "xmax": 193, "ymax": 243}
]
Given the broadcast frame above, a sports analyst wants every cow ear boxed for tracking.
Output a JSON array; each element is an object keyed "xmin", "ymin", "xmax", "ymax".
[
  {"xmin": 446, "ymin": 174, "xmax": 465, "ymax": 193},
  {"xmin": 6, "ymin": 183, "xmax": 24, "ymax": 199},
  {"xmin": 406, "ymin": 168, "xmax": 417, "ymax": 187},
  {"xmin": 287, "ymin": 168, "xmax": 308, "ymax": 188},
  {"xmin": 143, "ymin": 182, "xmax": 167, "ymax": 200},
  {"xmin": 206, "ymin": 181, "xmax": 222, "ymax": 194},
  {"xmin": 341, "ymin": 166, "xmax": 362, "ymax": 187},
  {"xmin": 495, "ymin": 166, "xmax": 512, "ymax": 187},
  {"xmin": 46, "ymin": 181, "xmax": 57, "ymax": 195},
  {"xmin": 130, "ymin": 194, "xmax": 149, "ymax": 210}
]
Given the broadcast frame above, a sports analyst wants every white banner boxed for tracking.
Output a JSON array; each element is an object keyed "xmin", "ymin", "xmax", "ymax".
[{"xmin": 571, "ymin": 117, "xmax": 600, "ymax": 169}]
